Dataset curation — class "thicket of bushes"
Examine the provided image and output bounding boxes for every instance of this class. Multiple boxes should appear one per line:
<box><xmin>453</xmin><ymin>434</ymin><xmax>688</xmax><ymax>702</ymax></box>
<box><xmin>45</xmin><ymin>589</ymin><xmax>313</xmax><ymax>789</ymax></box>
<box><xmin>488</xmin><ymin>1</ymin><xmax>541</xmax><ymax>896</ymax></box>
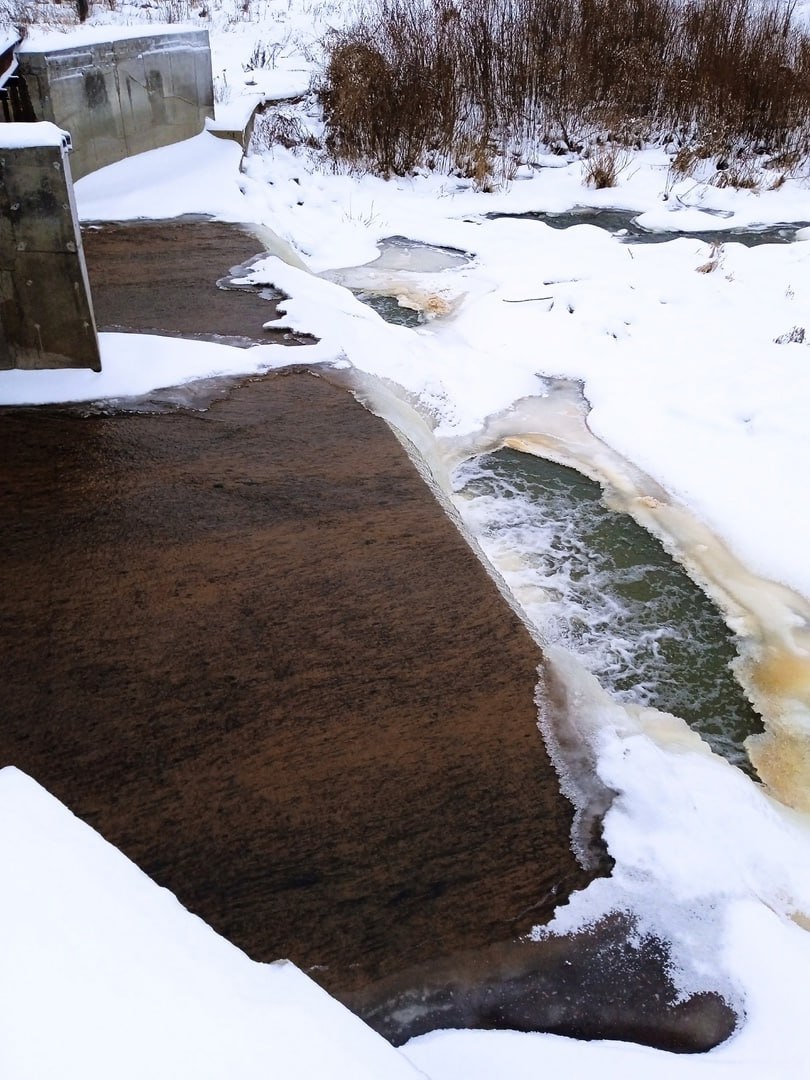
<box><xmin>319</xmin><ymin>0</ymin><xmax>810</xmax><ymax>177</ymax></box>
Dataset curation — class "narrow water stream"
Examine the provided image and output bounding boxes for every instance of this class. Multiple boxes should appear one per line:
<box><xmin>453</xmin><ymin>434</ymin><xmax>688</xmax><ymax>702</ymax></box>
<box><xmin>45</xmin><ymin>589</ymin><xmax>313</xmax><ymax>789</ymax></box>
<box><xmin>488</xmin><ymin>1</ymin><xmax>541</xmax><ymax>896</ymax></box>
<box><xmin>322</xmin><ymin>235</ymin><xmax>472</xmax><ymax>325</ymax></box>
<box><xmin>354</xmin><ymin>292</ymin><xmax>423</xmax><ymax>326</ymax></box>
<box><xmin>453</xmin><ymin>448</ymin><xmax>763</xmax><ymax>772</ymax></box>
<box><xmin>485</xmin><ymin>207</ymin><xmax>810</xmax><ymax>245</ymax></box>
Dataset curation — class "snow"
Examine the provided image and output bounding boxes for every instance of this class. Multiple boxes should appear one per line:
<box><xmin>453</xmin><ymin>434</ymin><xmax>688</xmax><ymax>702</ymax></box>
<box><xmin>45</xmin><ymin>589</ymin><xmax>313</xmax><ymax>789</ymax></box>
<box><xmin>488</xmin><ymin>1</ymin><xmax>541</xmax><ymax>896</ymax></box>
<box><xmin>77</xmin><ymin>132</ymin><xmax>250</xmax><ymax>222</ymax></box>
<box><xmin>0</xmin><ymin>28</ymin><xmax>19</xmax><ymax>55</ymax></box>
<box><xmin>402</xmin><ymin>668</ymin><xmax>810</xmax><ymax>1080</ymax></box>
<box><xmin>240</xmin><ymin>68</ymin><xmax>312</xmax><ymax>101</ymax></box>
<box><xmin>0</xmin><ymin>120</ymin><xmax>69</xmax><ymax>148</ymax></box>
<box><xmin>17</xmin><ymin>23</ymin><xmax>205</xmax><ymax>52</ymax></box>
<box><xmin>207</xmin><ymin>93</ymin><xmax>265</xmax><ymax>133</ymax></box>
<box><xmin>0</xmin><ymin>332</ymin><xmax>327</xmax><ymax>405</ymax></box>
<box><xmin>4</xmin><ymin>4</ymin><xmax>810</xmax><ymax>1080</ymax></box>
<box><xmin>0</xmin><ymin>767</ymin><xmax>424</xmax><ymax>1080</ymax></box>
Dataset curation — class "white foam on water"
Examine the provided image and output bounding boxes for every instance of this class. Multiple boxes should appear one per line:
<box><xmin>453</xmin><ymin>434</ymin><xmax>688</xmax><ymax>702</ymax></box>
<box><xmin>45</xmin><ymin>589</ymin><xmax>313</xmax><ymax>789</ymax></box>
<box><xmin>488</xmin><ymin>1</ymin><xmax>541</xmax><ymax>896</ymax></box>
<box><xmin>453</xmin><ymin>456</ymin><xmax>696</xmax><ymax>700</ymax></box>
<box><xmin>433</xmin><ymin>386</ymin><xmax>810</xmax><ymax>813</ymax></box>
<box><xmin>452</xmin><ymin>448</ymin><xmax>760</xmax><ymax>772</ymax></box>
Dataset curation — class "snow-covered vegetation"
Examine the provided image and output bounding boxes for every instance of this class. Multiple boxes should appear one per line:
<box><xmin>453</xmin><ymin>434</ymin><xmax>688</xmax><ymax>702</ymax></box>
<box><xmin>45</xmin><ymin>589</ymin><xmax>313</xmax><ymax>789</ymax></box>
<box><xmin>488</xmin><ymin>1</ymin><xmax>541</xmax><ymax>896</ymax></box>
<box><xmin>8</xmin><ymin>0</ymin><xmax>810</xmax><ymax>185</ymax></box>
<box><xmin>320</xmin><ymin>0</ymin><xmax>810</xmax><ymax>178</ymax></box>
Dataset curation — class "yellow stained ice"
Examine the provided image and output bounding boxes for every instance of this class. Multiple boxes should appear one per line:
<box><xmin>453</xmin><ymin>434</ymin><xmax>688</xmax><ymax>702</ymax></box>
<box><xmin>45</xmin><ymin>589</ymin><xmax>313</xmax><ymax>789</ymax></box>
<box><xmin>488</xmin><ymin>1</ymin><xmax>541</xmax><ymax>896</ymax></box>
<box><xmin>496</xmin><ymin>398</ymin><xmax>810</xmax><ymax>814</ymax></box>
<box><xmin>340</xmin><ymin>366</ymin><xmax>810</xmax><ymax>814</ymax></box>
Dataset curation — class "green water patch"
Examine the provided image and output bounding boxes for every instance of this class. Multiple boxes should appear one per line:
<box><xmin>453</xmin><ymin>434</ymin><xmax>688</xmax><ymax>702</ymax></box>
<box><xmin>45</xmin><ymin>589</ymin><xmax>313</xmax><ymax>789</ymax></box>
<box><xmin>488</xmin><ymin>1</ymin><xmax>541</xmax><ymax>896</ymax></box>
<box><xmin>455</xmin><ymin>449</ymin><xmax>763</xmax><ymax>773</ymax></box>
<box><xmin>353</xmin><ymin>291</ymin><xmax>423</xmax><ymax>326</ymax></box>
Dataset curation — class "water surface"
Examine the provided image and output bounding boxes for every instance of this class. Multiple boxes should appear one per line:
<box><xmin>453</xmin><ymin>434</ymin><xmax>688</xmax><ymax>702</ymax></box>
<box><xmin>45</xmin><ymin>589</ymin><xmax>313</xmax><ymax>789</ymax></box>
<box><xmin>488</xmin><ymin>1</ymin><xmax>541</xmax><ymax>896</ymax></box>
<box><xmin>0</xmin><ymin>376</ymin><xmax>590</xmax><ymax>994</ymax></box>
<box><xmin>486</xmin><ymin>207</ymin><xmax>809</xmax><ymax>246</ymax></box>
<box><xmin>454</xmin><ymin>449</ymin><xmax>763</xmax><ymax>771</ymax></box>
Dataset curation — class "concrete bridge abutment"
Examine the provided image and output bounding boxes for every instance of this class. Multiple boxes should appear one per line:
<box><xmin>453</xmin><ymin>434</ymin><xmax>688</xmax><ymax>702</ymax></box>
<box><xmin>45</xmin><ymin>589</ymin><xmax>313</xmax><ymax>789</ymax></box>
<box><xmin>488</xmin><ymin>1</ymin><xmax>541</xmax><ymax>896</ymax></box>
<box><xmin>0</xmin><ymin>123</ymin><xmax>100</xmax><ymax>372</ymax></box>
<box><xmin>0</xmin><ymin>28</ymin><xmax>216</xmax><ymax>372</ymax></box>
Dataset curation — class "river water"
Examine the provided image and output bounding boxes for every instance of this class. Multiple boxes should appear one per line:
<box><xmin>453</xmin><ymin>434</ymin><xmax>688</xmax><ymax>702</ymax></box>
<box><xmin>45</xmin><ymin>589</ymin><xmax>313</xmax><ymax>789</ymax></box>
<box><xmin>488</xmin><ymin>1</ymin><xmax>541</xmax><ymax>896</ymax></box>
<box><xmin>5</xmin><ymin>215</ymin><xmax>804</xmax><ymax>1050</ymax></box>
<box><xmin>486</xmin><ymin>207</ymin><xmax>810</xmax><ymax>246</ymax></box>
<box><xmin>452</xmin><ymin>448</ymin><xmax>762</xmax><ymax>773</ymax></box>
<box><xmin>342</xmin><ymin>222</ymin><xmax>810</xmax><ymax>792</ymax></box>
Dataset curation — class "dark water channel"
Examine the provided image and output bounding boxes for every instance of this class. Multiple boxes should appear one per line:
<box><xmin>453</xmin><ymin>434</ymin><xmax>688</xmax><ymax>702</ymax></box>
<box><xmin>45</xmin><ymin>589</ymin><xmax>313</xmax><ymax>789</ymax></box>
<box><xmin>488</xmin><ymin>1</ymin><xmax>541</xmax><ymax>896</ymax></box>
<box><xmin>0</xmin><ymin>373</ymin><xmax>596</xmax><ymax>992</ymax></box>
<box><xmin>0</xmin><ymin>374</ymin><xmax>738</xmax><ymax>1054</ymax></box>
<box><xmin>456</xmin><ymin>450</ymin><xmax>763</xmax><ymax>772</ymax></box>
<box><xmin>486</xmin><ymin>207</ymin><xmax>809</xmax><ymax>245</ymax></box>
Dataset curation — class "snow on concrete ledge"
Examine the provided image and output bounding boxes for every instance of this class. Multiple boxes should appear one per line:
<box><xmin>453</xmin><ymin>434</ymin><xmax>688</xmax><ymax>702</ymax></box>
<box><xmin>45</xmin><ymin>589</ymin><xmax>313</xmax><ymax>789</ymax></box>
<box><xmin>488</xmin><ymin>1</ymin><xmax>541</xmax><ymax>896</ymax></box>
<box><xmin>0</xmin><ymin>28</ymin><xmax>19</xmax><ymax>55</ymax></box>
<box><xmin>0</xmin><ymin>766</ymin><xmax>424</xmax><ymax>1080</ymax></box>
<box><xmin>17</xmin><ymin>22</ymin><xmax>201</xmax><ymax>52</ymax></box>
<box><xmin>0</xmin><ymin>121</ymin><xmax>70</xmax><ymax>149</ymax></box>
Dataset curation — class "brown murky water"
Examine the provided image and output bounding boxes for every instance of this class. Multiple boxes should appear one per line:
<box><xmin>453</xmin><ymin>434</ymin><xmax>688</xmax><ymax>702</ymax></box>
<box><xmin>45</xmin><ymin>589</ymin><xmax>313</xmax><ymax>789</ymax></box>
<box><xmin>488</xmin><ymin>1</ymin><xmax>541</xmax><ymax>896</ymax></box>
<box><xmin>0</xmin><ymin>221</ymin><xmax>736</xmax><ymax>1049</ymax></box>
<box><xmin>0</xmin><ymin>369</ymin><xmax>592</xmax><ymax>990</ymax></box>
<box><xmin>81</xmin><ymin>218</ymin><xmax>312</xmax><ymax>347</ymax></box>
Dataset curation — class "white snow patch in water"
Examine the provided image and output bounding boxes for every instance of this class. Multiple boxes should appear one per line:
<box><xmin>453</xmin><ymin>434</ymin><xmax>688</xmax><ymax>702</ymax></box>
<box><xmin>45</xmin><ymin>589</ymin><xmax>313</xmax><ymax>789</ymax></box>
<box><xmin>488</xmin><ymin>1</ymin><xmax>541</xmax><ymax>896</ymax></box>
<box><xmin>0</xmin><ymin>332</ymin><xmax>334</xmax><ymax>406</ymax></box>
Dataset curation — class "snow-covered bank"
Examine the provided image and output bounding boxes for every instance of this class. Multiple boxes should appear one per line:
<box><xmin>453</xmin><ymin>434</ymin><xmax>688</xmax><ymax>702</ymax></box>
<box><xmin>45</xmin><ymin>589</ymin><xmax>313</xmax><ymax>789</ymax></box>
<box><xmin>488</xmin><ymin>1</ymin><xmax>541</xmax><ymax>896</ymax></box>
<box><xmin>405</xmin><ymin>714</ymin><xmax>810</xmax><ymax>1079</ymax></box>
<box><xmin>0</xmin><ymin>332</ymin><xmax>293</xmax><ymax>405</ymax></box>
<box><xmin>4</xmin><ymin>5</ymin><xmax>810</xmax><ymax>1079</ymax></box>
<box><xmin>0</xmin><ymin>767</ymin><xmax>423</xmax><ymax>1080</ymax></box>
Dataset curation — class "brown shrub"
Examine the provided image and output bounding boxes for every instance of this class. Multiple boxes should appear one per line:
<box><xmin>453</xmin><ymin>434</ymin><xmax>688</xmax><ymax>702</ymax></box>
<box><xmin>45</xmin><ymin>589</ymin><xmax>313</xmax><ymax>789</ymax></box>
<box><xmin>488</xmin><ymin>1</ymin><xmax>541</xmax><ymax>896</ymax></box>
<box><xmin>318</xmin><ymin>0</ymin><xmax>810</xmax><ymax>178</ymax></box>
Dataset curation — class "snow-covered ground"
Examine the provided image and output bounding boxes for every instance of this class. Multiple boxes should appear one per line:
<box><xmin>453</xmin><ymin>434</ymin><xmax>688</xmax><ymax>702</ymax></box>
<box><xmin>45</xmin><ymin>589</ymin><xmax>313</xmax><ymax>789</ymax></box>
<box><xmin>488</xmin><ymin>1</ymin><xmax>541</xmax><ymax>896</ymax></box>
<box><xmin>0</xmin><ymin>767</ymin><xmax>423</xmax><ymax>1080</ymax></box>
<box><xmin>3</xmin><ymin>4</ymin><xmax>810</xmax><ymax>1079</ymax></box>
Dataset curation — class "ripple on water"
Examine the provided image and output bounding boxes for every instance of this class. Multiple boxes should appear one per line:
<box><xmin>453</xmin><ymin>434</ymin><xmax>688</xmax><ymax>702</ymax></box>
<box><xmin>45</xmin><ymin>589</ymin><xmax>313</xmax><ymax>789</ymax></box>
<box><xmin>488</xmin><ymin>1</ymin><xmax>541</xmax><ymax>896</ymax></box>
<box><xmin>454</xmin><ymin>448</ymin><xmax>764</xmax><ymax>773</ymax></box>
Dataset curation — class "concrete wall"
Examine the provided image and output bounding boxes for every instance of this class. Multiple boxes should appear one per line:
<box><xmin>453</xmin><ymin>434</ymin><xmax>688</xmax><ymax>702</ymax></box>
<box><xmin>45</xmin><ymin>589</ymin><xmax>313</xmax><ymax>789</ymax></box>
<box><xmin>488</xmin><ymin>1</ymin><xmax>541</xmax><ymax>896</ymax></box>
<box><xmin>18</xmin><ymin>30</ymin><xmax>213</xmax><ymax>180</ymax></box>
<box><xmin>0</xmin><ymin>124</ymin><xmax>100</xmax><ymax>371</ymax></box>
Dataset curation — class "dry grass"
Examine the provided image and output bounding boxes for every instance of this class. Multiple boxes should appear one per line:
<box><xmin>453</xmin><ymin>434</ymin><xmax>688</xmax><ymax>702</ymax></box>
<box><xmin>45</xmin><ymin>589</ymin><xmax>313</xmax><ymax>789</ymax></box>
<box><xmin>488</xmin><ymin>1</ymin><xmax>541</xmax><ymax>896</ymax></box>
<box><xmin>0</xmin><ymin>0</ymin><xmax>77</xmax><ymax>32</ymax></box>
<box><xmin>0</xmin><ymin>0</ymin><xmax>254</xmax><ymax>31</ymax></box>
<box><xmin>249</xmin><ymin>109</ymin><xmax>320</xmax><ymax>153</ymax></box>
<box><xmin>582</xmin><ymin>144</ymin><xmax>631</xmax><ymax>188</ymax></box>
<box><xmin>713</xmin><ymin>158</ymin><xmax>763</xmax><ymax>189</ymax></box>
<box><xmin>319</xmin><ymin>0</ymin><xmax>810</xmax><ymax>178</ymax></box>
<box><xmin>774</xmin><ymin>325</ymin><xmax>806</xmax><ymax>343</ymax></box>
<box><xmin>696</xmin><ymin>242</ymin><xmax>725</xmax><ymax>273</ymax></box>
<box><xmin>243</xmin><ymin>38</ymin><xmax>284</xmax><ymax>71</ymax></box>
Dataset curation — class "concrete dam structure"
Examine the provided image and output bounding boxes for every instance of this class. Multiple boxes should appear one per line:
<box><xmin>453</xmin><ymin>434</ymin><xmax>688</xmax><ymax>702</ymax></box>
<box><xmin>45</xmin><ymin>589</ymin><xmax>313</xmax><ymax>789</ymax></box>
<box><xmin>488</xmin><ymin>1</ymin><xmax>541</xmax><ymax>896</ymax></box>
<box><xmin>0</xmin><ymin>123</ymin><xmax>99</xmax><ymax>371</ymax></box>
<box><xmin>16</xmin><ymin>28</ymin><xmax>214</xmax><ymax>180</ymax></box>
<box><xmin>0</xmin><ymin>27</ymin><xmax>215</xmax><ymax>371</ymax></box>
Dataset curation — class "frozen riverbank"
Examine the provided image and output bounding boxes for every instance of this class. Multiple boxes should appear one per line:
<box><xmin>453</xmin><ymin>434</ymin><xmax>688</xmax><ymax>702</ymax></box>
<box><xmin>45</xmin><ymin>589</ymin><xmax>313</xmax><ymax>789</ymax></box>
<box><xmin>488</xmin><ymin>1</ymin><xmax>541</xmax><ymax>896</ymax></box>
<box><xmin>3</xmin><ymin>5</ymin><xmax>810</xmax><ymax>1078</ymax></box>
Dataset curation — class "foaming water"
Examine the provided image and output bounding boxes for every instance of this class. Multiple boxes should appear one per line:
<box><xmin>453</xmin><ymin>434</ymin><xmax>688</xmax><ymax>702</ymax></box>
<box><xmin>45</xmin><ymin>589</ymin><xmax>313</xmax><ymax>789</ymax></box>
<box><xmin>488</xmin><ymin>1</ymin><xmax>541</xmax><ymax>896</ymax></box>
<box><xmin>453</xmin><ymin>449</ymin><xmax>762</xmax><ymax>771</ymax></box>
<box><xmin>341</xmin><ymin>367</ymin><xmax>810</xmax><ymax>813</ymax></box>
<box><xmin>307</xmin><ymin>218</ymin><xmax>810</xmax><ymax>813</ymax></box>
<box><xmin>485</xmin><ymin>400</ymin><xmax>810</xmax><ymax>812</ymax></box>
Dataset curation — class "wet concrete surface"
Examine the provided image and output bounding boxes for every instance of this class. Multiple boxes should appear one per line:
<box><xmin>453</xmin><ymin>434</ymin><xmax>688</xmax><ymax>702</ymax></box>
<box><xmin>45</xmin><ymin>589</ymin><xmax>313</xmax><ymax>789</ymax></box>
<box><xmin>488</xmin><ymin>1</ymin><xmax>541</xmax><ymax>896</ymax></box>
<box><xmin>0</xmin><ymin>370</ymin><xmax>592</xmax><ymax>993</ymax></box>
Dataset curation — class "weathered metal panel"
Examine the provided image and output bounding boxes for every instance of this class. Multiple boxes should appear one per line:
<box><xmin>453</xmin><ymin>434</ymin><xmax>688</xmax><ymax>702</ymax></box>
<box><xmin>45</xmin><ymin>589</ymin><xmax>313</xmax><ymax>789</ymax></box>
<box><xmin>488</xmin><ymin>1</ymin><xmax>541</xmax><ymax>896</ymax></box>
<box><xmin>0</xmin><ymin>131</ymin><xmax>100</xmax><ymax>370</ymax></box>
<box><xmin>17</xmin><ymin>30</ymin><xmax>214</xmax><ymax>179</ymax></box>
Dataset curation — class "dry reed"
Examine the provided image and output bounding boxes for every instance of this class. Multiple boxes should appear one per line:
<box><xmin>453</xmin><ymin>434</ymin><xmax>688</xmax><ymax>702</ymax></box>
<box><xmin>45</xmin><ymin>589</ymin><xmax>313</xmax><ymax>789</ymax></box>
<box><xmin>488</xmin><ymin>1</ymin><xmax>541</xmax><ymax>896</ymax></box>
<box><xmin>319</xmin><ymin>0</ymin><xmax>810</xmax><ymax>177</ymax></box>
